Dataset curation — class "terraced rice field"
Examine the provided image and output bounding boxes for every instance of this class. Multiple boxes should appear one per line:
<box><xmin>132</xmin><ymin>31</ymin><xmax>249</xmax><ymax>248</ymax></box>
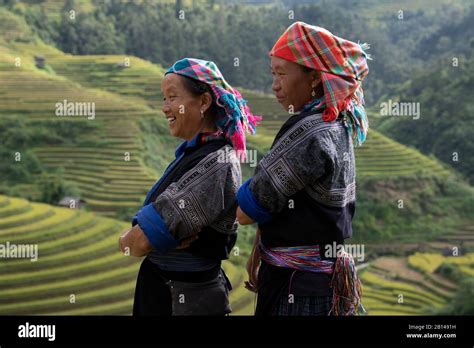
<box><xmin>360</xmin><ymin>256</ymin><xmax>457</xmax><ymax>315</ymax></box>
<box><xmin>0</xmin><ymin>194</ymin><xmax>136</xmax><ymax>315</ymax></box>
<box><xmin>1</xmin><ymin>43</ymin><xmax>159</xmax><ymax>216</ymax></box>
<box><xmin>2</xmin><ymin>192</ymin><xmax>471</xmax><ymax>316</ymax></box>
<box><xmin>361</xmin><ymin>233</ymin><xmax>474</xmax><ymax>315</ymax></box>
<box><xmin>409</xmin><ymin>252</ymin><xmax>474</xmax><ymax>277</ymax></box>
<box><xmin>354</xmin><ymin>131</ymin><xmax>451</xmax><ymax>177</ymax></box>
<box><xmin>1</xmin><ymin>38</ymin><xmax>453</xmax><ymax>219</ymax></box>
<box><xmin>0</xmin><ymin>195</ymin><xmax>254</xmax><ymax>315</ymax></box>
<box><xmin>0</xmin><ymin>11</ymin><xmax>462</xmax><ymax>315</ymax></box>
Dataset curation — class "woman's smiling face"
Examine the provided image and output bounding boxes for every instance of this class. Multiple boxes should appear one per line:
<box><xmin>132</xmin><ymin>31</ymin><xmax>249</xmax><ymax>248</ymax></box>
<box><xmin>161</xmin><ymin>73</ymin><xmax>207</xmax><ymax>140</ymax></box>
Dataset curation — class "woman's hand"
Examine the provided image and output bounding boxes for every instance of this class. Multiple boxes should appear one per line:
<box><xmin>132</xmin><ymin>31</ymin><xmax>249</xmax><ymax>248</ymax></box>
<box><xmin>244</xmin><ymin>228</ymin><xmax>261</xmax><ymax>293</ymax></box>
<box><xmin>118</xmin><ymin>224</ymin><xmax>152</xmax><ymax>257</ymax></box>
<box><xmin>119</xmin><ymin>225</ymin><xmax>200</xmax><ymax>256</ymax></box>
<box><xmin>236</xmin><ymin>206</ymin><xmax>255</xmax><ymax>225</ymax></box>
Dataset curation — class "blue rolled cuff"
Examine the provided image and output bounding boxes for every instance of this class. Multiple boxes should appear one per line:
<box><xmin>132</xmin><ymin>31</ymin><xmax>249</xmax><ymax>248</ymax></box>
<box><xmin>136</xmin><ymin>203</ymin><xmax>179</xmax><ymax>253</ymax></box>
<box><xmin>237</xmin><ymin>177</ymin><xmax>273</xmax><ymax>225</ymax></box>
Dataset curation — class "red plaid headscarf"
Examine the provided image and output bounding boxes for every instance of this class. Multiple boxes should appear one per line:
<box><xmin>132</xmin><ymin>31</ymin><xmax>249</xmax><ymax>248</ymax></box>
<box><xmin>270</xmin><ymin>22</ymin><xmax>371</xmax><ymax>143</ymax></box>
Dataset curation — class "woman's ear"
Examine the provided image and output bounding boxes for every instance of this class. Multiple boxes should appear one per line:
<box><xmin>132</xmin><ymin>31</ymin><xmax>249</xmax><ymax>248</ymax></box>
<box><xmin>200</xmin><ymin>92</ymin><xmax>212</xmax><ymax>113</ymax></box>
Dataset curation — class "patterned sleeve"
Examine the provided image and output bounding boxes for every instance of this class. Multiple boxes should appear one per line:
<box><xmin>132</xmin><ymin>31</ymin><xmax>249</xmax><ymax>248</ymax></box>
<box><xmin>237</xmin><ymin>116</ymin><xmax>337</xmax><ymax>223</ymax></box>
<box><xmin>135</xmin><ymin>146</ymin><xmax>241</xmax><ymax>253</ymax></box>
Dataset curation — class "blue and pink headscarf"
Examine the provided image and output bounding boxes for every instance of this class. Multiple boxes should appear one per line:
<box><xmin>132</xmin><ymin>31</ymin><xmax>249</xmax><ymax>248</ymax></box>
<box><xmin>165</xmin><ymin>58</ymin><xmax>261</xmax><ymax>160</ymax></box>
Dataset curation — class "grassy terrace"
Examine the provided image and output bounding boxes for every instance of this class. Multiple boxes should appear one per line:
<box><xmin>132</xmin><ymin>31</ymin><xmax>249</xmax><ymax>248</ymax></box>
<box><xmin>0</xmin><ymin>7</ymin><xmax>467</xmax><ymax>315</ymax></box>
<box><xmin>360</xmin><ymin>256</ymin><xmax>456</xmax><ymax>315</ymax></box>
<box><xmin>1</xmin><ymin>37</ymin><xmax>454</xmax><ymax>219</ymax></box>
<box><xmin>0</xmin><ymin>195</ymin><xmax>254</xmax><ymax>315</ymax></box>
<box><xmin>3</xmin><ymin>191</ymin><xmax>467</xmax><ymax>316</ymax></box>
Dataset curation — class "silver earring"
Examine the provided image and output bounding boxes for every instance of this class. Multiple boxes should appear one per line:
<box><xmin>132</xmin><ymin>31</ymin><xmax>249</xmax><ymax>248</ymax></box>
<box><xmin>200</xmin><ymin>110</ymin><xmax>204</xmax><ymax>119</ymax></box>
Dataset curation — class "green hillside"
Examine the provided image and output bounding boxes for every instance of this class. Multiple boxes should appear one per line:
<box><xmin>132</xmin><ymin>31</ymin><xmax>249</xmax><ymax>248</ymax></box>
<box><xmin>1</xmin><ymin>193</ymin><xmax>472</xmax><ymax>315</ymax></box>
<box><xmin>0</xmin><ymin>61</ymin><xmax>158</xmax><ymax>216</ymax></box>
<box><xmin>0</xmin><ymin>194</ymin><xmax>254</xmax><ymax>314</ymax></box>
<box><xmin>0</xmin><ymin>5</ymin><xmax>472</xmax><ymax>316</ymax></box>
<box><xmin>374</xmin><ymin>60</ymin><xmax>474</xmax><ymax>184</ymax></box>
<box><xmin>0</xmin><ymin>194</ymin><xmax>137</xmax><ymax>314</ymax></box>
<box><xmin>360</xmin><ymin>226</ymin><xmax>474</xmax><ymax>315</ymax></box>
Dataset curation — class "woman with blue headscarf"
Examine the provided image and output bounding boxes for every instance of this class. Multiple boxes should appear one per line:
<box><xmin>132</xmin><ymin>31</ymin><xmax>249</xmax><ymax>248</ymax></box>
<box><xmin>119</xmin><ymin>58</ymin><xmax>260</xmax><ymax>316</ymax></box>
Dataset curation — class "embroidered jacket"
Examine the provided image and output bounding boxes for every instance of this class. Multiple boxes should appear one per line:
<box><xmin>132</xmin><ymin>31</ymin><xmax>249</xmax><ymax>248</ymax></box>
<box><xmin>133</xmin><ymin>133</ymin><xmax>242</xmax><ymax>270</ymax></box>
<box><xmin>238</xmin><ymin>109</ymin><xmax>356</xmax><ymax>248</ymax></box>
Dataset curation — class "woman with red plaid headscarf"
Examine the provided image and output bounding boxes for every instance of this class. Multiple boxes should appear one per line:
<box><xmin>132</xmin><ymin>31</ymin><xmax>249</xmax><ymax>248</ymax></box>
<box><xmin>237</xmin><ymin>22</ymin><xmax>371</xmax><ymax>316</ymax></box>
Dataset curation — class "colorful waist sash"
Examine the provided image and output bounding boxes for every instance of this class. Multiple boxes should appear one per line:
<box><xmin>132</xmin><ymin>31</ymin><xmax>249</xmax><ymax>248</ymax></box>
<box><xmin>259</xmin><ymin>243</ymin><xmax>334</xmax><ymax>274</ymax></box>
<box><xmin>259</xmin><ymin>242</ymin><xmax>363</xmax><ymax>316</ymax></box>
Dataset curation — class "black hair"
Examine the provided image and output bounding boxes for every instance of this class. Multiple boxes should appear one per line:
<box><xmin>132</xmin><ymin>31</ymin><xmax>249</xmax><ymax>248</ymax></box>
<box><xmin>179</xmin><ymin>74</ymin><xmax>221</xmax><ymax>124</ymax></box>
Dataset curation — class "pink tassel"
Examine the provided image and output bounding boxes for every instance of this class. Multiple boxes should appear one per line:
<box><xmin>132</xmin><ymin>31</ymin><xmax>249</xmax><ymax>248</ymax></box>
<box><xmin>231</xmin><ymin>123</ymin><xmax>247</xmax><ymax>161</ymax></box>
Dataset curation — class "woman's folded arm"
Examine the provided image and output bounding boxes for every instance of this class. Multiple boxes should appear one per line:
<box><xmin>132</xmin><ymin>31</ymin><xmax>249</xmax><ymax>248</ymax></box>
<box><xmin>134</xmin><ymin>151</ymin><xmax>240</xmax><ymax>253</ymax></box>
